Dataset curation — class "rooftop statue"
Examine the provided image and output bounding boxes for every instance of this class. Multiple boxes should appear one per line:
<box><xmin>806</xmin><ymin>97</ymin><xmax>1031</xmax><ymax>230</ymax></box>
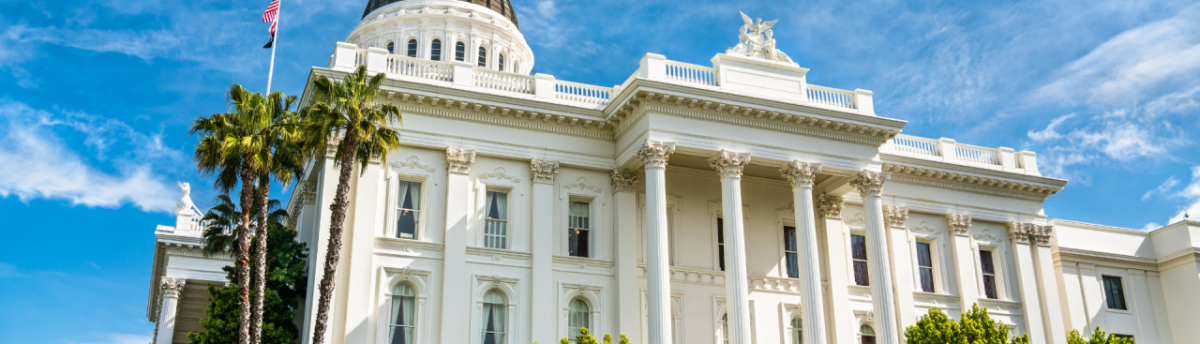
<box><xmin>175</xmin><ymin>182</ymin><xmax>197</xmax><ymax>215</ymax></box>
<box><xmin>727</xmin><ymin>12</ymin><xmax>795</xmax><ymax>64</ymax></box>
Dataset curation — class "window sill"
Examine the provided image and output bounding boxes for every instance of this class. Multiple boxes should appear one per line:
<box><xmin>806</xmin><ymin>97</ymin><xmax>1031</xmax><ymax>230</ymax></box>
<box><xmin>1105</xmin><ymin>308</ymin><xmax>1133</xmax><ymax>315</ymax></box>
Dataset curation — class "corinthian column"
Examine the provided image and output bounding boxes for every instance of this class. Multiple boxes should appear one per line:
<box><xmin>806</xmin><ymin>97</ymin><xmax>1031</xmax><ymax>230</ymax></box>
<box><xmin>440</xmin><ymin>146</ymin><xmax>475</xmax><ymax>344</ymax></box>
<box><xmin>530</xmin><ymin>158</ymin><xmax>560</xmax><ymax>342</ymax></box>
<box><xmin>710</xmin><ymin>150</ymin><xmax>753</xmax><ymax>344</ymax></box>
<box><xmin>636</xmin><ymin>140</ymin><xmax>675</xmax><ymax>344</ymax></box>
<box><xmin>780</xmin><ymin>161</ymin><xmax>827</xmax><ymax>344</ymax></box>
<box><xmin>850</xmin><ymin>171</ymin><xmax>899</xmax><ymax>344</ymax></box>
<box><xmin>155</xmin><ymin>278</ymin><xmax>186</xmax><ymax>344</ymax></box>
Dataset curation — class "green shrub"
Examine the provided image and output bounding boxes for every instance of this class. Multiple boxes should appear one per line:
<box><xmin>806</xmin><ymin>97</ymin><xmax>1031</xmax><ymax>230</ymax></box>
<box><xmin>904</xmin><ymin>304</ymin><xmax>1030</xmax><ymax>344</ymax></box>
<box><xmin>1067</xmin><ymin>327</ymin><xmax>1132</xmax><ymax>344</ymax></box>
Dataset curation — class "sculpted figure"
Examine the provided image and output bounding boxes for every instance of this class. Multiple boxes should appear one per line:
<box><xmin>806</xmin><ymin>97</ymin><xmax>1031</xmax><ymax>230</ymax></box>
<box><xmin>175</xmin><ymin>182</ymin><xmax>196</xmax><ymax>214</ymax></box>
<box><xmin>726</xmin><ymin>12</ymin><xmax>793</xmax><ymax>63</ymax></box>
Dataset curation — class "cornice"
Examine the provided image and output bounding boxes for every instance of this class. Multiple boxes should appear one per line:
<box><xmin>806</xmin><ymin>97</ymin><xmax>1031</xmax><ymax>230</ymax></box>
<box><xmin>881</xmin><ymin>162</ymin><xmax>1063</xmax><ymax>201</ymax></box>
<box><xmin>1054</xmin><ymin>247</ymin><xmax>1159</xmax><ymax>269</ymax></box>
<box><xmin>607</xmin><ymin>88</ymin><xmax>902</xmax><ymax>146</ymax></box>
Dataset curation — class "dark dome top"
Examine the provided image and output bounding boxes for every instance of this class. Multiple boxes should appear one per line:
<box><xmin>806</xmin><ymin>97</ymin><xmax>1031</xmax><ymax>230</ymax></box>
<box><xmin>362</xmin><ymin>0</ymin><xmax>520</xmax><ymax>28</ymax></box>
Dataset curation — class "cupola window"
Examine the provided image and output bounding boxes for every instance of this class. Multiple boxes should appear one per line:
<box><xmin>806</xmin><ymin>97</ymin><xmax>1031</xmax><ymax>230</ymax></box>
<box><xmin>498</xmin><ymin>54</ymin><xmax>505</xmax><ymax>71</ymax></box>
<box><xmin>386</xmin><ymin>41</ymin><xmax>395</xmax><ymax>54</ymax></box>
<box><xmin>406</xmin><ymin>39</ymin><xmax>417</xmax><ymax>58</ymax></box>
<box><xmin>455</xmin><ymin>42</ymin><xmax>466</xmax><ymax>62</ymax></box>
<box><xmin>431</xmin><ymin>39</ymin><xmax>442</xmax><ymax>61</ymax></box>
<box><xmin>478</xmin><ymin>47</ymin><xmax>487</xmax><ymax>67</ymax></box>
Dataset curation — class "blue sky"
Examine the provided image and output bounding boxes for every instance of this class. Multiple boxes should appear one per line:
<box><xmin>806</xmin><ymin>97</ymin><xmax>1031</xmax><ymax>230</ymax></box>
<box><xmin>2</xmin><ymin>0</ymin><xmax>1199</xmax><ymax>342</ymax></box>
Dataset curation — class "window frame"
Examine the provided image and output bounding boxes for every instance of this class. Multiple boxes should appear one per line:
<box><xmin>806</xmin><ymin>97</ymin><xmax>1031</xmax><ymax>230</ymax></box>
<box><xmin>498</xmin><ymin>53</ymin><xmax>506</xmax><ymax>71</ymax></box>
<box><xmin>790</xmin><ymin>317</ymin><xmax>803</xmax><ymax>344</ymax></box>
<box><xmin>483</xmin><ymin>189</ymin><xmax>510</xmax><ymax>249</ymax></box>
<box><xmin>478</xmin><ymin>46</ymin><xmax>488</xmax><ymax>67</ymax></box>
<box><xmin>913</xmin><ymin>239</ymin><xmax>939</xmax><ymax>293</ymax></box>
<box><xmin>559</xmin><ymin>181</ymin><xmax>606</xmax><ymax>260</ymax></box>
<box><xmin>406</xmin><ymin>39</ymin><xmax>418</xmax><ymax>58</ymax></box>
<box><xmin>389</xmin><ymin>174</ymin><xmax>429</xmax><ymax>240</ymax></box>
<box><xmin>388</xmin><ymin>283</ymin><xmax>418</xmax><ymax>344</ymax></box>
<box><xmin>377</xmin><ymin>267</ymin><xmax>432</xmax><ymax>344</ymax></box>
<box><xmin>430</xmin><ymin>38</ymin><xmax>443</xmax><ymax>61</ymax></box>
<box><xmin>567</xmin><ymin>199</ymin><xmax>592</xmax><ymax>258</ymax></box>
<box><xmin>480</xmin><ymin>290</ymin><xmax>507</xmax><ymax>344</ymax></box>
<box><xmin>979</xmin><ymin>248</ymin><xmax>1000</xmax><ymax>300</ymax></box>
<box><xmin>717</xmin><ymin>217</ymin><xmax>727</xmax><ymax>271</ymax></box>
<box><xmin>850</xmin><ymin>232</ymin><xmax>869</xmax><ymax>286</ymax></box>
<box><xmin>386</xmin><ymin>41</ymin><xmax>395</xmax><ymax>54</ymax></box>
<box><xmin>455</xmin><ymin>41</ymin><xmax>466</xmax><ymax>62</ymax></box>
<box><xmin>783</xmin><ymin>225</ymin><xmax>799</xmax><ymax>279</ymax></box>
<box><xmin>1102</xmin><ymin>275</ymin><xmax>1128</xmax><ymax>311</ymax></box>
<box><xmin>566</xmin><ymin>298</ymin><xmax>590</xmax><ymax>343</ymax></box>
<box><xmin>471</xmin><ymin>275</ymin><xmax>519</xmax><ymax>344</ymax></box>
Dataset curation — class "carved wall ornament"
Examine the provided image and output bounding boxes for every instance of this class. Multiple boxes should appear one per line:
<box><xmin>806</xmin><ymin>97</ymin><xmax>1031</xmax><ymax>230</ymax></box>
<box><xmin>563</xmin><ymin>177</ymin><xmax>603</xmax><ymax>193</ymax></box>
<box><xmin>479</xmin><ymin>167</ymin><xmax>521</xmax><ymax>184</ymax></box>
<box><xmin>845</xmin><ymin>212</ymin><xmax>866</xmax><ymax>226</ymax></box>
<box><xmin>392</xmin><ymin>155</ymin><xmax>436</xmax><ymax>172</ymax></box>
<box><xmin>446</xmin><ymin>147</ymin><xmax>476</xmax><ymax>174</ymax></box>
<box><xmin>530</xmin><ymin>158</ymin><xmax>560</xmax><ymax>184</ymax></box>
<box><xmin>610</xmin><ymin>169</ymin><xmax>638</xmax><ymax>193</ymax></box>
<box><xmin>850</xmin><ymin>171</ymin><xmax>890</xmax><ymax>197</ymax></box>
<box><xmin>946</xmin><ymin>213</ymin><xmax>972</xmax><ymax>236</ymax></box>
<box><xmin>817</xmin><ymin>194</ymin><xmax>845</xmax><ymax>218</ymax></box>
<box><xmin>1010</xmin><ymin>222</ymin><xmax>1053</xmax><ymax>246</ymax></box>
<box><xmin>884</xmin><ymin>205</ymin><xmax>909</xmax><ymax>228</ymax></box>
<box><xmin>973</xmin><ymin>229</ymin><xmax>1004</xmax><ymax>243</ymax></box>
<box><xmin>911</xmin><ymin>221</ymin><xmax>939</xmax><ymax>235</ymax></box>
<box><xmin>636</xmin><ymin>140</ymin><xmax>676</xmax><ymax>169</ymax></box>
<box><xmin>709</xmin><ymin>150</ymin><xmax>753</xmax><ymax>180</ymax></box>
<box><xmin>1008</xmin><ymin>222</ymin><xmax>1032</xmax><ymax>244</ymax></box>
<box><xmin>780</xmin><ymin>161</ymin><xmax>822</xmax><ymax>187</ymax></box>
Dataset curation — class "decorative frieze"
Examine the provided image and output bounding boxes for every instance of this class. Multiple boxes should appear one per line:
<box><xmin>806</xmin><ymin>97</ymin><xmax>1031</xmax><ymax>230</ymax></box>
<box><xmin>611</xmin><ymin>169</ymin><xmax>638</xmax><ymax>193</ymax></box>
<box><xmin>881</xmin><ymin>163</ymin><xmax>1062</xmax><ymax>201</ymax></box>
<box><xmin>636</xmin><ymin>140</ymin><xmax>676</xmax><ymax>169</ymax></box>
<box><xmin>446</xmin><ymin>147</ymin><xmax>476</xmax><ymax>174</ymax></box>
<box><xmin>530</xmin><ymin>158</ymin><xmax>560</xmax><ymax>184</ymax></box>
<box><xmin>816</xmin><ymin>194</ymin><xmax>845</xmax><ymax>219</ymax></box>
<box><xmin>850</xmin><ymin>171</ymin><xmax>890</xmax><ymax>197</ymax></box>
<box><xmin>780</xmin><ymin>161</ymin><xmax>822</xmax><ymax>187</ymax></box>
<box><xmin>884</xmin><ymin>205</ymin><xmax>909</xmax><ymax>228</ymax></box>
<box><xmin>709</xmin><ymin>150</ymin><xmax>753</xmax><ymax>179</ymax></box>
<box><xmin>946</xmin><ymin>213</ymin><xmax>973</xmax><ymax>236</ymax></box>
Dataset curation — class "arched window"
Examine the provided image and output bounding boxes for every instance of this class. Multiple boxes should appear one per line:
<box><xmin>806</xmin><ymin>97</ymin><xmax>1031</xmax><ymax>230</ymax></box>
<box><xmin>498</xmin><ymin>54</ymin><xmax>505</xmax><ymax>71</ymax></box>
<box><xmin>386</xmin><ymin>41</ymin><xmax>395</xmax><ymax>54</ymax></box>
<box><xmin>390</xmin><ymin>284</ymin><xmax>416</xmax><ymax>344</ymax></box>
<box><xmin>478</xmin><ymin>47</ymin><xmax>487</xmax><ymax>67</ymax></box>
<box><xmin>790</xmin><ymin>318</ymin><xmax>802</xmax><ymax>344</ymax></box>
<box><xmin>431</xmin><ymin>39</ymin><xmax>442</xmax><ymax>61</ymax></box>
<box><xmin>482</xmin><ymin>290</ymin><xmax>506</xmax><ymax>344</ymax></box>
<box><xmin>567</xmin><ymin>299</ymin><xmax>589</xmax><ymax>342</ymax></box>
<box><xmin>860</xmin><ymin>325</ymin><xmax>875</xmax><ymax>344</ymax></box>
<box><xmin>514</xmin><ymin>61</ymin><xmax>520</xmax><ymax>74</ymax></box>
<box><xmin>722</xmin><ymin>314</ymin><xmax>730</xmax><ymax>344</ymax></box>
<box><xmin>455</xmin><ymin>42</ymin><xmax>466</xmax><ymax>62</ymax></box>
<box><xmin>406</xmin><ymin>39</ymin><xmax>418</xmax><ymax>57</ymax></box>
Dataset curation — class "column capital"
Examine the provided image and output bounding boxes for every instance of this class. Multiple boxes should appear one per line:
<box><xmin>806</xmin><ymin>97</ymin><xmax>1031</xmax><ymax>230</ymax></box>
<box><xmin>160</xmin><ymin>277</ymin><xmax>186</xmax><ymax>299</ymax></box>
<box><xmin>636</xmin><ymin>140</ymin><xmax>676</xmax><ymax>169</ymax></box>
<box><xmin>1009</xmin><ymin>222</ymin><xmax>1053</xmax><ymax>246</ymax></box>
<box><xmin>611</xmin><ymin>169</ymin><xmax>639</xmax><ymax>193</ymax></box>
<box><xmin>531</xmin><ymin>158</ymin><xmax>560</xmax><ymax>184</ymax></box>
<box><xmin>884</xmin><ymin>205</ymin><xmax>909</xmax><ymax>228</ymax></box>
<box><xmin>780</xmin><ymin>161</ymin><xmax>822</xmax><ymax>187</ymax></box>
<box><xmin>816</xmin><ymin>194</ymin><xmax>845</xmax><ymax>219</ymax></box>
<box><xmin>709</xmin><ymin>150</ymin><xmax>752</xmax><ymax>180</ymax></box>
<box><xmin>446</xmin><ymin>147</ymin><xmax>477</xmax><ymax>174</ymax></box>
<box><xmin>946</xmin><ymin>213</ymin><xmax>972</xmax><ymax>236</ymax></box>
<box><xmin>850</xmin><ymin>170</ymin><xmax>889</xmax><ymax>197</ymax></box>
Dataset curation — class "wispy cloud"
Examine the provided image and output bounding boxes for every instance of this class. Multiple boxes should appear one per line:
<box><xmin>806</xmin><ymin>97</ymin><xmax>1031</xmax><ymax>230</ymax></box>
<box><xmin>1143</xmin><ymin>176</ymin><xmax>1180</xmax><ymax>201</ymax></box>
<box><xmin>0</xmin><ymin>100</ymin><xmax>178</xmax><ymax>213</ymax></box>
<box><xmin>1168</xmin><ymin>165</ymin><xmax>1200</xmax><ymax>224</ymax></box>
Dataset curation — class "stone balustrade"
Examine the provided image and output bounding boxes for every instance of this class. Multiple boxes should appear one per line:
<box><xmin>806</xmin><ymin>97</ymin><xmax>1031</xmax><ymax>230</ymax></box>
<box><xmin>884</xmin><ymin>134</ymin><xmax>1040</xmax><ymax>175</ymax></box>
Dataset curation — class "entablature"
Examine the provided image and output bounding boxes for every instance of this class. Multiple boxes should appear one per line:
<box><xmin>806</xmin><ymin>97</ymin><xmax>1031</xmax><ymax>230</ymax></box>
<box><xmin>880</xmin><ymin>155</ymin><xmax>1066</xmax><ymax>202</ymax></box>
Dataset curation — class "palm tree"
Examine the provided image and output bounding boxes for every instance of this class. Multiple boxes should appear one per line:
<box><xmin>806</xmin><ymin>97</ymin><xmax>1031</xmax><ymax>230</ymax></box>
<box><xmin>301</xmin><ymin>65</ymin><xmax>402</xmax><ymax>344</ymax></box>
<box><xmin>251</xmin><ymin>92</ymin><xmax>305</xmax><ymax>344</ymax></box>
<box><xmin>199</xmin><ymin>193</ymin><xmax>287</xmax><ymax>258</ymax></box>
<box><xmin>191</xmin><ymin>84</ymin><xmax>273</xmax><ymax>344</ymax></box>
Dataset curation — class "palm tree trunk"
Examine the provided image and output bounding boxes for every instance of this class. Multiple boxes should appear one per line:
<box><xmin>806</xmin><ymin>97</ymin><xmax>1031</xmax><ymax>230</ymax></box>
<box><xmin>252</xmin><ymin>178</ymin><xmax>270</xmax><ymax>344</ymax></box>
<box><xmin>311</xmin><ymin>131</ymin><xmax>359</xmax><ymax>344</ymax></box>
<box><xmin>237</xmin><ymin>157</ymin><xmax>256</xmax><ymax>344</ymax></box>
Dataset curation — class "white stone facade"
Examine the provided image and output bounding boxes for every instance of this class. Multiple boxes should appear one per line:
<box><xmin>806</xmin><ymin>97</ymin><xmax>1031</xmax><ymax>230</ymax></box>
<box><xmin>145</xmin><ymin>3</ymin><xmax>1200</xmax><ymax>344</ymax></box>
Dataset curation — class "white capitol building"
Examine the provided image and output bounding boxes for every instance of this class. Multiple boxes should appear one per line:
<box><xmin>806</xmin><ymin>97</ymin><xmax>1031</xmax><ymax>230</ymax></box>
<box><xmin>145</xmin><ymin>1</ymin><xmax>1200</xmax><ymax>344</ymax></box>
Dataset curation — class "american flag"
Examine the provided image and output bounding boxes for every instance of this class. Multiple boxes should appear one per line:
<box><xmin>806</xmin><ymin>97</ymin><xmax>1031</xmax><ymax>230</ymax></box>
<box><xmin>262</xmin><ymin>0</ymin><xmax>280</xmax><ymax>24</ymax></box>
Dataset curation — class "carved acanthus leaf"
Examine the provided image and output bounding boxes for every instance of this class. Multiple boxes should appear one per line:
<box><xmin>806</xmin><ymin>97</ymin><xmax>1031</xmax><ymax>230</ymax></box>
<box><xmin>709</xmin><ymin>150</ymin><xmax>753</xmax><ymax>179</ymax></box>
<box><xmin>817</xmin><ymin>194</ymin><xmax>845</xmax><ymax>219</ymax></box>
<box><xmin>946</xmin><ymin>213</ymin><xmax>972</xmax><ymax>236</ymax></box>
<box><xmin>446</xmin><ymin>147</ymin><xmax>476</xmax><ymax>174</ymax></box>
<box><xmin>636</xmin><ymin>140</ymin><xmax>676</xmax><ymax>169</ymax></box>
<box><xmin>780</xmin><ymin>161</ymin><xmax>821</xmax><ymax>187</ymax></box>
<box><xmin>884</xmin><ymin>205</ymin><xmax>909</xmax><ymax>228</ymax></box>
<box><xmin>530</xmin><ymin>158</ymin><xmax>560</xmax><ymax>184</ymax></box>
<box><xmin>850</xmin><ymin>171</ymin><xmax>890</xmax><ymax>197</ymax></box>
<box><xmin>611</xmin><ymin>169</ymin><xmax>638</xmax><ymax>193</ymax></box>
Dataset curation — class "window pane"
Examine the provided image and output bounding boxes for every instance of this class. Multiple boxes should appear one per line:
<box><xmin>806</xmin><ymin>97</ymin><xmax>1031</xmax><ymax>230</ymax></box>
<box><xmin>667</xmin><ymin>207</ymin><xmax>675</xmax><ymax>265</ymax></box>
<box><xmin>791</xmin><ymin>318</ymin><xmax>803</xmax><ymax>344</ymax></box>
<box><xmin>1103</xmin><ymin>276</ymin><xmax>1127</xmax><ymax>310</ymax></box>
<box><xmin>979</xmin><ymin>250</ymin><xmax>995</xmax><ymax>274</ymax></box>
<box><xmin>499</xmin><ymin>54</ymin><xmax>505</xmax><ymax>71</ymax></box>
<box><xmin>397</xmin><ymin>209</ymin><xmax>418</xmax><ymax>239</ymax></box>
<box><xmin>851</xmin><ymin>235</ymin><xmax>867</xmax><ymax>260</ymax></box>
<box><xmin>431</xmin><ymin>39</ymin><xmax>442</xmax><ymax>61</ymax></box>
<box><xmin>983</xmin><ymin>275</ymin><xmax>998</xmax><ymax>299</ymax></box>
<box><xmin>569</xmin><ymin>228</ymin><xmax>589</xmax><ymax>257</ymax></box>
<box><xmin>569</xmin><ymin>201</ymin><xmax>590</xmax><ymax>229</ymax></box>
<box><xmin>568</xmin><ymin>299</ymin><xmax>589</xmax><ymax>342</ymax></box>
<box><xmin>455</xmin><ymin>42</ymin><xmax>465</xmax><ymax>61</ymax></box>
<box><xmin>387</xmin><ymin>42</ymin><xmax>395</xmax><ymax>54</ymax></box>
<box><xmin>785</xmin><ymin>226</ymin><xmax>798</xmax><ymax>278</ymax></box>
<box><xmin>478</xmin><ymin>47</ymin><xmax>487</xmax><ymax>66</ymax></box>
<box><xmin>718</xmin><ymin>218</ymin><xmax>725</xmax><ymax>271</ymax></box>
<box><xmin>854</xmin><ymin>261</ymin><xmax>870</xmax><ymax>286</ymax></box>
<box><xmin>784</xmin><ymin>226</ymin><xmax>797</xmax><ymax>251</ymax></box>
<box><xmin>786</xmin><ymin>253</ymin><xmax>799</xmax><ymax>279</ymax></box>
<box><xmin>407</xmin><ymin>40</ymin><xmax>417</xmax><ymax>57</ymax></box>
<box><xmin>916</xmin><ymin>242</ymin><xmax>932</xmax><ymax>267</ymax></box>
<box><xmin>919</xmin><ymin>268</ymin><xmax>935</xmax><ymax>293</ymax></box>
<box><xmin>482</xmin><ymin>291</ymin><xmax>506</xmax><ymax>344</ymax></box>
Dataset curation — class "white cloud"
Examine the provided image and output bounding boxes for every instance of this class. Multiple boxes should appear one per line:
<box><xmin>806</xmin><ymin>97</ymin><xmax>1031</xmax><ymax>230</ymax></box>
<box><xmin>1143</xmin><ymin>176</ymin><xmax>1179</xmax><ymax>201</ymax></box>
<box><xmin>1027</xmin><ymin>113</ymin><xmax>1075</xmax><ymax>141</ymax></box>
<box><xmin>0</xmin><ymin>100</ymin><xmax>177</xmax><ymax>213</ymax></box>
<box><xmin>1035</xmin><ymin>3</ymin><xmax>1200</xmax><ymax>106</ymax></box>
<box><xmin>1168</xmin><ymin>165</ymin><xmax>1200</xmax><ymax>224</ymax></box>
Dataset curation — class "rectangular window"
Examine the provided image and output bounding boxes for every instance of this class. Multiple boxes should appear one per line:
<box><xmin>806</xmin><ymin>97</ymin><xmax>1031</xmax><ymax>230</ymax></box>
<box><xmin>851</xmin><ymin>234</ymin><xmax>869</xmax><ymax>286</ymax></box>
<box><xmin>916</xmin><ymin>242</ymin><xmax>935</xmax><ymax>292</ymax></box>
<box><xmin>484</xmin><ymin>191</ymin><xmax>508</xmax><ymax>249</ymax></box>
<box><xmin>980</xmin><ymin>250</ymin><xmax>998</xmax><ymax>299</ymax></box>
<box><xmin>717</xmin><ymin>218</ymin><xmax>726</xmax><ymax>271</ymax></box>
<box><xmin>667</xmin><ymin>206</ymin><xmax>676</xmax><ymax>266</ymax></box>
<box><xmin>568</xmin><ymin>201</ymin><xmax>590</xmax><ymax>257</ymax></box>
<box><xmin>396</xmin><ymin>180</ymin><xmax>422</xmax><ymax>239</ymax></box>
<box><xmin>1103</xmin><ymin>276</ymin><xmax>1128</xmax><ymax>310</ymax></box>
<box><xmin>784</xmin><ymin>226</ymin><xmax>799</xmax><ymax>278</ymax></box>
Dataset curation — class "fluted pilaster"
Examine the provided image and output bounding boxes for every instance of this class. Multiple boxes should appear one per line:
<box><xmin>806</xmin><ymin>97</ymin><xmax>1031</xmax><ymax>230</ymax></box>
<box><xmin>710</xmin><ymin>149</ymin><xmax>753</xmax><ymax>344</ymax></box>
<box><xmin>637</xmin><ymin>140</ymin><xmax>675</xmax><ymax>344</ymax></box>
<box><xmin>850</xmin><ymin>171</ymin><xmax>899</xmax><ymax>344</ymax></box>
<box><xmin>780</xmin><ymin>161</ymin><xmax>827</xmax><ymax>344</ymax></box>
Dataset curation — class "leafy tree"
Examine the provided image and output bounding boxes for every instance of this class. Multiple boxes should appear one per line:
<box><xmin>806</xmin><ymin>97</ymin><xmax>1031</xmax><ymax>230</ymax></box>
<box><xmin>249</xmin><ymin>91</ymin><xmax>305</xmax><ymax>344</ymax></box>
<box><xmin>189</xmin><ymin>219</ymin><xmax>308</xmax><ymax>344</ymax></box>
<box><xmin>300</xmin><ymin>65</ymin><xmax>402</xmax><ymax>344</ymax></box>
<box><xmin>192</xmin><ymin>84</ymin><xmax>278</xmax><ymax>344</ymax></box>
<box><xmin>603</xmin><ymin>333</ymin><xmax>612</xmax><ymax>344</ymax></box>
<box><xmin>1066</xmin><ymin>327</ymin><xmax>1132</xmax><ymax>344</ymax></box>
<box><xmin>619</xmin><ymin>334</ymin><xmax>632</xmax><ymax>344</ymax></box>
<box><xmin>904</xmin><ymin>304</ymin><xmax>1029</xmax><ymax>344</ymax></box>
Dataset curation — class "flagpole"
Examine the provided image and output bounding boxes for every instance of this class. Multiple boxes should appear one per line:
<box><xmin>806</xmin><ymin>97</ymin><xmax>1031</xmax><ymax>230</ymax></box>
<box><xmin>266</xmin><ymin>1</ymin><xmax>280</xmax><ymax>94</ymax></box>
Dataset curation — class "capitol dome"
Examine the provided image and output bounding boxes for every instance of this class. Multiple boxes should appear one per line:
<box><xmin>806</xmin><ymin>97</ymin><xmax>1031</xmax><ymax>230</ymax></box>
<box><xmin>347</xmin><ymin>0</ymin><xmax>534</xmax><ymax>74</ymax></box>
